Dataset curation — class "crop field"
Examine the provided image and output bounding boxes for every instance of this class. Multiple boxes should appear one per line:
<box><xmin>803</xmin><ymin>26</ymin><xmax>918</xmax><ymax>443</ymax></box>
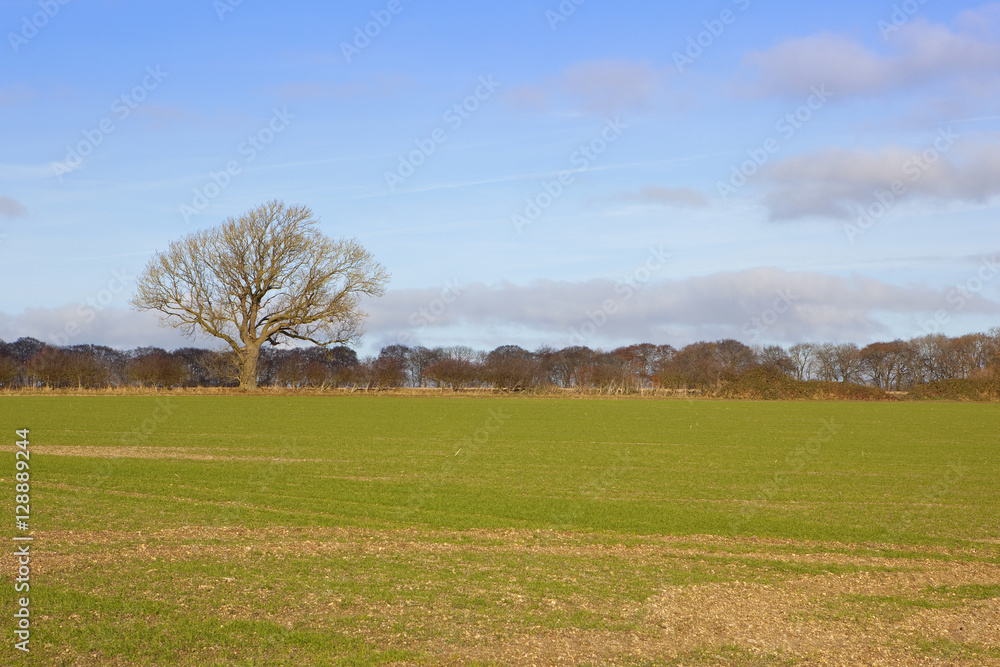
<box><xmin>2</xmin><ymin>395</ymin><xmax>999</xmax><ymax>665</ymax></box>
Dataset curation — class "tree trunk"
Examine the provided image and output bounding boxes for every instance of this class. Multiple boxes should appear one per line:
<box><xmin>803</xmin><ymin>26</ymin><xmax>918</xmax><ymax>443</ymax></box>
<box><xmin>238</xmin><ymin>343</ymin><xmax>260</xmax><ymax>390</ymax></box>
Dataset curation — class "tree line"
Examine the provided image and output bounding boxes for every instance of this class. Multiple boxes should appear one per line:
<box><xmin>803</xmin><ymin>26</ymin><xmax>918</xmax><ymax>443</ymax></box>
<box><xmin>1</xmin><ymin>330</ymin><xmax>998</xmax><ymax>395</ymax></box>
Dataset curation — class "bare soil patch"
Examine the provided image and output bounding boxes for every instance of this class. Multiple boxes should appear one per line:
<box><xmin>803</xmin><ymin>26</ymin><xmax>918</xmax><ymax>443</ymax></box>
<box><xmin>645</xmin><ymin>567</ymin><xmax>1000</xmax><ymax>666</ymax></box>
<box><xmin>8</xmin><ymin>527</ymin><xmax>999</xmax><ymax>665</ymax></box>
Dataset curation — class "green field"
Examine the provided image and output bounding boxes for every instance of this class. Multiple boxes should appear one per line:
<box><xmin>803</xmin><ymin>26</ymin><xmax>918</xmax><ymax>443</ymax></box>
<box><xmin>3</xmin><ymin>396</ymin><xmax>1000</xmax><ymax>665</ymax></box>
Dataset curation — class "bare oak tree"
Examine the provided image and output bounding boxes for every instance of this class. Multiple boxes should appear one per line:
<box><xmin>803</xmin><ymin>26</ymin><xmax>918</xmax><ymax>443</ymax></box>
<box><xmin>131</xmin><ymin>200</ymin><xmax>389</xmax><ymax>389</ymax></box>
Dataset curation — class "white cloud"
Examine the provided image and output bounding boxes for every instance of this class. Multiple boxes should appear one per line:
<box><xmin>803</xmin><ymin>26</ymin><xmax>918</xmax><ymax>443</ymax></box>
<box><xmin>134</xmin><ymin>104</ymin><xmax>193</xmax><ymax>129</ymax></box>
<box><xmin>278</xmin><ymin>76</ymin><xmax>409</xmax><ymax>100</ymax></box>
<box><xmin>956</xmin><ymin>2</ymin><xmax>1000</xmax><ymax>37</ymax></box>
<box><xmin>505</xmin><ymin>59</ymin><xmax>668</xmax><ymax>115</ymax></box>
<box><xmin>0</xmin><ymin>196</ymin><xmax>27</xmax><ymax>218</ymax></box>
<box><xmin>0</xmin><ymin>84</ymin><xmax>36</xmax><ymax>106</ymax></box>
<box><xmin>757</xmin><ymin>131</ymin><xmax>1000</xmax><ymax>220</ymax></box>
<box><xmin>620</xmin><ymin>185</ymin><xmax>708</xmax><ymax>207</ymax></box>
<box><xmin>362</xmin><ymin>269</ymin><xmax>999</xmax><ymax>348</ymax></box>
<box><xmin>0</xmin><ymin>307</ymin><xmax>207</xmax><ymax>350</ymax></box>
<box><xmin>743</xmin><ymin>33</ymin><xmax>895</xmax><ymax>97</ymax></box>
<box><xmin>560</xmin><ymin>59</ymin><xmax>665</xmax><ymax>114</ymax></box>
<box><xmin>7</xmin><ymin>269</ymin><xmax>997</xmax><ymax>353</ymax></box>
<box><xmin>741</xmin><ymin>8</ymin><xmax>1000</xmax><ymax>98</ymax></box>
<box><xmin>0</xmin><ymin>163</ymin><xmax>59</xmax><ymax>181</ymax></box>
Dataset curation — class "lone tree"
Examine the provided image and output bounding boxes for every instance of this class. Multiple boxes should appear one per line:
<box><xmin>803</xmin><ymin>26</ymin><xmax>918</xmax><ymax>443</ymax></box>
<box><xmin>131</xmin><ymin>200</ymin><xmax>388</xmax><ymax>389</ymax></box>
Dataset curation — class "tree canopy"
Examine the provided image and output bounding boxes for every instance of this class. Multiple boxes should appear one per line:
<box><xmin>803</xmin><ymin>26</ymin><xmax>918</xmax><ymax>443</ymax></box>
<box><xmin>130</xmin><ymin>200</ymin><xmax>388</xmax><ymax>388</ymax></box>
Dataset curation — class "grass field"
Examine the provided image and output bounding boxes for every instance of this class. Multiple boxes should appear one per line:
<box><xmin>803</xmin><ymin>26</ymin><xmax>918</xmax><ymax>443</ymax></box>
<box><xmin>2</xmin><ymin>395</ymin><xmax>999</xmax><ymax>665</ymax></box>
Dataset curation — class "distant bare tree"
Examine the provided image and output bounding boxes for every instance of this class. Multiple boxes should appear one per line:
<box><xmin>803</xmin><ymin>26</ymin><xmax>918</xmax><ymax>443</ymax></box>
<box><xmin>611</xmin><ymin>343</ymin><xmax>663</xmax><ymax>389</ymax></box>
<box><xmin>911</xmin><ymin>335</ymin><xmax>949</xmax><ymax>383</ymax></box>
<box><xmin>425</xmin><ymin>357</ymin><xmax>479</xmax><ymax>390</ymax></box>
<box><xmin>788</xmin><ymin>343</ymin><xmax>816</xmax><ymax>381</ymax></box>
<box><xmin>482</xmin><ymin>345</ymin><xmax>540</xmax><ymax>391</ymax></box>
<box><xmin>377</xmin><ymin>344</ymin><xmax>410</xmax><ymax>386</ymax></box>
<box><xmin>323</xmin><ymin>346</ymin><xmax>358</xmax><ymax>387</ymax></box>
<box><xmin>0</xmin><ymin>356</ymin><xmax>22</xmax><ymax>388</ymax></box>
<box><xmin>26</xmin><ymin>347</ymin><xmax>73</xmax><ymax>388</ymax></box>
<box><xmin>964</xmin><ymin>332</ymin><xmax>995</xmax><ymax>374</ymax></box>
<box><xmin>894</xmin><ymin>340</ymin><xmax>922</xmax><ymax>388</ymax></box>
<box><xmin>341</xmin><ymin>358</ymin><xmax>370</xmax><ymax>389</ymax></box>
<box><xmin>200</xmin><ymin>349</ymin><xmax>240</xmax><ymax>387</ymax></box>
<box><xmin>859</xmin><ymin>341</ymin><xmax>907</xmax><ymax>389</ymax></box>
<box><xmin>303</xmin><ymin>361</ymin><xmax>331</xmax><ymax>388</ymax></box>
<box><xmin>580</xmin><ymin>361</ymin><xmax>629</xmax><ymax>394</ymax></box>
<box><xmin>127</xmin><ymin>349</ymin><xmax>187</xmax><ymax>388</ymax></box>
<box><xmin>548</xmin><ymin>346</ymin><xmax>594</xmax><ymax>388</ymax></box>
<box><xmin>131</xmin><ymin>200</ymin><xmax>388</xmax><ymax>389</ymax></box>
<box><xmin>664</xmin><ymin>341</ymin><xmax>724</xmax><ymax>388</ymax></box>
<box><xmin>1</xmin><ymin>337</ymin><xmax>44</xmax><ymax>364</ymax></box>
<box><xmin>756</xmin><ymin>345</ymin><xmax>796</xmax><ymax>377</ymax></box>
<box><xmin>408</xmin><ymin>346</ymin><xmax>442</xmax><ymax>387</ymax></box>
<box><xmin>254</xmin><ymin>347</ymin><xmax>279</xmax><ymax>386</ymax></box>
<box><xmin>274</xmin><ymin>353</ymin><xmax>307</xmax><ymax>388</ymax></box>
<box><xmin>444</xmin><ymin>345</ymin><xmax>480</xmax><ymax>363</ymax></box>
<box><xmin>811</xmin><ymin>343</ymin><xmax>839</xmax><ymax>382</ymax></box>
<box><xmin>831</xmin><ymin>343</ymin><xmax>862</xmax><ymax>383</ymax></box>
<box><xmin>372</xmin><ymin>348</ymin><xmax>407</xmax><ymax>388</ymax></box>
<box><xmin>949</xmin><ymin>333</ymin><xmax>987</xmax><ymax>379</ymax></box>
<box><xmin>533</xmin><ymin>346</ymin><xmax>559</xmax><ymax>387</ymax></box>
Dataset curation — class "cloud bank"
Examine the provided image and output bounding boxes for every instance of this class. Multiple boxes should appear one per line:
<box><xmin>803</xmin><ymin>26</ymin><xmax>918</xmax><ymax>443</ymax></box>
<box><xmin>3</xmin><ymin>264</ymin><xmax>996</xmax><ymax>354</ymax></box>
<box><xmin>757</xmin><ymin>131</ymin><xmax>1000</xmax><ymax>221</ymax></box>
<box><xmin>741</xmin><ymin>8</ymin><xmax>1000</xmax><ymax>98</ymax></box>
<box><xmin>363</xmin><ymin>267</ymin><xmax>999</xmax><ymax>349</ymax></box>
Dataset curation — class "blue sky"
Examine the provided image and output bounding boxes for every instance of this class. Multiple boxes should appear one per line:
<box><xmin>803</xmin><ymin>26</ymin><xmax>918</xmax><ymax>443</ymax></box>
<box><xmin>2</xmin><ymin>0</ymin><xmax>999</xmax><ymax>356</ymax></box>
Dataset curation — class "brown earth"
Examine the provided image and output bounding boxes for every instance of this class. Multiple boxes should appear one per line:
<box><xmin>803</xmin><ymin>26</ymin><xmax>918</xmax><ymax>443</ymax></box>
<box><xmin>6</xmin><ymin>525</ymin><xmax>998</xmax><ymax>666</ymax></box>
